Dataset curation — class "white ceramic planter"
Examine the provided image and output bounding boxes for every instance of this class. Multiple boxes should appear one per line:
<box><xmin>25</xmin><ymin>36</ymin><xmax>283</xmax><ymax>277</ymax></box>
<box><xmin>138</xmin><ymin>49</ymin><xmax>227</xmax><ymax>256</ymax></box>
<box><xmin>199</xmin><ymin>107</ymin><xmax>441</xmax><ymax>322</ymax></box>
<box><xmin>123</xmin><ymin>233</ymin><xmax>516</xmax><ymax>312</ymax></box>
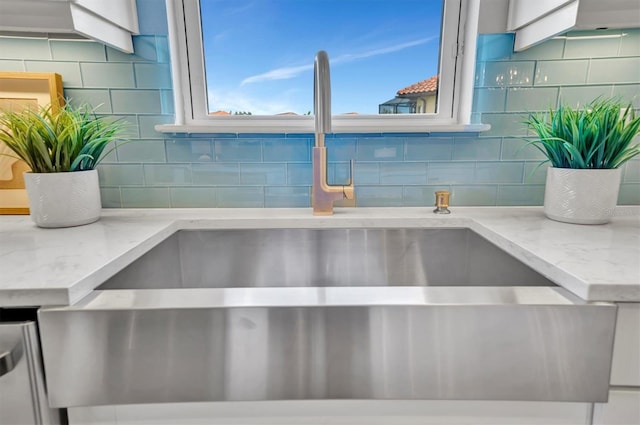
<box><xmin>23</xmin><ymin>169</ymin><xmax>101</xmax><ymax>228</ymax></box>
<box><xmin>543</xmin><ymin>167</ymin><xmax>622</xmax><ymax>225</ymax></box>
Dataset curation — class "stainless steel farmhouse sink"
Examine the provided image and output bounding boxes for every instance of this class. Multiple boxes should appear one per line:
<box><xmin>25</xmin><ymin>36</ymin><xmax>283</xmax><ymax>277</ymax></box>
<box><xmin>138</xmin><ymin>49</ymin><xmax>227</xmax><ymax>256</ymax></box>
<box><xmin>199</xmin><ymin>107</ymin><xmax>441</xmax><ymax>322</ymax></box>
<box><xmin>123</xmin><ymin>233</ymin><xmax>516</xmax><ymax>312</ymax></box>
<box><xmin>38</xmin><ymin>228</ymin><xmax>617</xmax><ymax>407</ymax></box>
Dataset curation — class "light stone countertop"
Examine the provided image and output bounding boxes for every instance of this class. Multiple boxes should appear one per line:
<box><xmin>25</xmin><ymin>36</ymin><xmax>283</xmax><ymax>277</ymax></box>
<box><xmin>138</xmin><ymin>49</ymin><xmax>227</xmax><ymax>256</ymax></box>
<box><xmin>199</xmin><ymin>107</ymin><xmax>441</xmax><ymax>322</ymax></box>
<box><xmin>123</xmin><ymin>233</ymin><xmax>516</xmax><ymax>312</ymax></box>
<box><xmin>0</xmin><ymin>206</ymin><xmax>638</xmax><ymax>307</ymax></box>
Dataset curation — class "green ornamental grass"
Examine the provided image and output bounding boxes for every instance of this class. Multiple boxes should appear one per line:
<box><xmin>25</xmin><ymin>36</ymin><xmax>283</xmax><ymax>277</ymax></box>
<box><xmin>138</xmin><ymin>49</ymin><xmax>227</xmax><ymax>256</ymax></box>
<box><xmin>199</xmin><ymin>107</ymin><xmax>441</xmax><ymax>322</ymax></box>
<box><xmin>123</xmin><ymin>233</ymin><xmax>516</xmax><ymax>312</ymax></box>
<box><xmin>0</xmin><ymin>102</ymin><xmax>126</xmax><ymax>173</ymax></box>
<box><xmin>525</xmin><ymin>97</ymin><xmax>640</xmax><ymax>169</ymax></box>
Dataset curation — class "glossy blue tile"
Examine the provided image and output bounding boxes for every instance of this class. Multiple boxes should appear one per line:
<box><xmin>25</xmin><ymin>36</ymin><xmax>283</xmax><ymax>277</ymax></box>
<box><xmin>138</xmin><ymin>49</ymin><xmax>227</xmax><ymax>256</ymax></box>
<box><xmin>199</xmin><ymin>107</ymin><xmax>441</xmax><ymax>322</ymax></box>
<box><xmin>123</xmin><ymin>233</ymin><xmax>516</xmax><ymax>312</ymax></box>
<box><xmin>192</xmin><ymin>163</ymin><xmax>239</xmax><ymax>185</ymax></box>
<box><xmin>170</xmin><ymin>187</ymin><xmax>216</xmax><ymax>207</ymax></box>
<box><xmin>144</xmin><ymin>164</ymin><xmax>192</xmax><ymax>185</ymax></box>
<box><xmin>475</xmin><ymin>162</ymin><xmax>524</xmax><ymax>184</ymax></box>
<box><xmin>326</xmin><ymin>138</ymin><xmax>357</xmax><ymax>161</ymax></box>
<box><xmin>214</xmin><ymin>139</ymin><xmax>262</xmax><ymax>162</ymax></box>
<box><xmin>355</xmin><ymin>186</ymin><xmax>403</xmax><ymax>207</ymax></box>
<box><xmin>476</xmin><ymin>34</ymin><xmax>514</xmax><ymax>61</ymax></box>
<box><xmin>497</xmin><ymin>185</ymin><xmax>545</xmax><ymax>205</ymax></box>
<box><xmin>427</xmin><ymin>163</ymin><xmax>475</xmax><ymax>184</ymax></box>
<box><xmin>135</xmin><ymin>63</ymin><xmax>172</xmax><ymax>89</ymax></box>
<box><xmin>25</xmin><ymin>61</ymin><xmax>82</xmax><ymax>87</ymax></box>
<box><xmin>453</xmin><ymin>137</ymin><xmax>501</xmax><ymax>161</ymax></box>
<box><xmin>357</xmin><ymin>138</ymin><xmax>404</xmax><ymax>161</ymax></box>
<box><xmin>451</xmin><ymin>186</ymin><xmax>498</xmax><ymax>206</ymax></box>
<box><xmin>64</xmin><ymin>89</ymin><xmax>112</xmax><ymax>113</ymax></box>
<box><xmin>240</xmin><ymin>163</ymin><xmax>286</xmax><ymax>185</ymax></box>
<box><xmin>287</xmin><ymin>163</ymin><xmax>312</xmax><ymax>185</ymax></box>
<box><xmin>166</xmin><ymin>139</ymin><xmax>213</xmax><ymax>162</ymax></box>
<box><xmin>111</xmin><ymin>90</ymin><xmax>161</xmax><ymax>114</ymax></box>
<box><xmin>506</xmin><ymin>87</ymin><xmax>558</xmax><ymax>112</ymax></box>
<box><xmin>265</xmin><ymin>186</ymin><xmax>310</xmax><ymax>207</ymax></box>
<box><xmin>50</xmin><ymin>40</ymin><xmax>106</xmax><ymax>61</ymax></box>
<box><xmin>589</xmin><ymin>58</ymin><xmax>640</xmax><ymax>84</ymax></box>
<box><xmin>473</xmin><ymin>88</ymin><xmax>507</xmax><ymax>113</ymax></box>
<box><xmin>263</xmin><ymin>138</ymin><xmax>310</xmax><ymax>162</ymax></box>
<box><xmin>0</xmin><ymin>37</ymin><xmax>50</xmax><ymax>60</ymax></box>
<box><xmin>405</xmin><ymin>137</ymin><xmax>453</xmax><ymax>161</ymax></box>
<box><xmin>138</xmin><ymin>115</ymin><xmax>173</xmax><ymax>138</ymax></box>
<box><xmin>534</xmin><ymin>60</ymin><xmax>588</xmax><ymax>86</ymax></box>
<box><xmin>121</xmin><ymin>187</ymin><xmax>170</xmax><ymax>207</ymax></box>
<box><xmin>81</xmin><ymin>63</ymin><xmax>135</xmax><ymax>88</ymax></box>
<box><xmin>403</xmin><ymin>185</ymin><xmax>450</xmax><ymax>206</ymax></box>
<box><xmin>479</xmin><ymin>61</ymin><xmax>535</xmax><ymax>87</ymax></box>
<box><xmin>623</xmin><ymin>160</ymin><xmax>640</xmax><ymax>183</ymax></box>
<box><xmin>100</xmin><ymin>187</ymin><xmax>122</xmax><ymax>208</ymax></box>
<box><xmin>217</xmin><ymin>187</ymin><xmax>264</xmax><ymax>207</ymax></box>
<box><xmin>618</xmin><ymin>184</ymin><xmax>640</xmax><ymax>204</ymax></box>
<box><xmin>97</xmin><ymin>164</ymin><xmax>143</xmax><ymax>186</ymax></box>
<box><xmin>380</xmin><ymin>163</ymin><xmax>427</xmax><ymax>184</ymax></box>
<box><xmin>353</xmin><ymin>163</ymin><xmax>380</xmax><ymax>184</ymax></box>
<box><xmin>117</xmin><ymin>139</ymin><xmax>166</xmax><ymax>163</ymax></box>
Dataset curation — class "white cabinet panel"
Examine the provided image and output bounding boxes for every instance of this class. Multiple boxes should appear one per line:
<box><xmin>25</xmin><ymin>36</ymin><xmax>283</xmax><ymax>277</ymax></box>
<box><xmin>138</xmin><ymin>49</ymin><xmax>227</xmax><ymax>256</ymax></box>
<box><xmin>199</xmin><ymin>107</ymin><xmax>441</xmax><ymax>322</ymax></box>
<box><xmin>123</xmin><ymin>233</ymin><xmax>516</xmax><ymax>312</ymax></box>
<box><xmin>593</xmin><ymin>389</ymin><xmax>640</xmax><ymax>425</ymax></box>
<box><xmin>611</xmin><ymin>303</ymin><xmax>640</xmax><ymax>387</ymax></box>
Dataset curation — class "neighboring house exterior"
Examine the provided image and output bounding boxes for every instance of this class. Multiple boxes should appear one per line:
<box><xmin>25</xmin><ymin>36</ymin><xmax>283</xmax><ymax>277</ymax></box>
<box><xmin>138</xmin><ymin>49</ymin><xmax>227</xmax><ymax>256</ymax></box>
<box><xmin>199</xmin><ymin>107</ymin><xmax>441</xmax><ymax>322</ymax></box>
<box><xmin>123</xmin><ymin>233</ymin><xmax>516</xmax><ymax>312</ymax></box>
<box><xmin>379</xmin><ymin>75</ymin><xmax>438</xmax><ymax>114</ymax></box>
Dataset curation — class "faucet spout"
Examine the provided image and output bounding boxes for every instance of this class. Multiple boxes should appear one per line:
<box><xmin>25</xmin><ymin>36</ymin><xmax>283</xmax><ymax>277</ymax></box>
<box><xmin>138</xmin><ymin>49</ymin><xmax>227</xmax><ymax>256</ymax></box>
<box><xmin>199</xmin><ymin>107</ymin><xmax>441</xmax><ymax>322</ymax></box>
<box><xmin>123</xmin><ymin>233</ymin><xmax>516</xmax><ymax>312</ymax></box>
<box><xmin>311</xmin><ymin>50</ymin><xmax>355</xmax><ymax>215</ymax></box>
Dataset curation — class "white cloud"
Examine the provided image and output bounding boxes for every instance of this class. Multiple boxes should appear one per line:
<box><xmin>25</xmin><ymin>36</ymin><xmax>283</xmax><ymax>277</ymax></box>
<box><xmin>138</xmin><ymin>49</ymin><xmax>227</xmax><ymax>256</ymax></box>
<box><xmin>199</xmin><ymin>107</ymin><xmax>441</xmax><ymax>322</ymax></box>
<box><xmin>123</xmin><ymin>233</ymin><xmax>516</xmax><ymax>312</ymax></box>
<box><xmin>240</xmin><ymin>63</ymin><xmax>313</xmax><ymax>86</ymax></box>
<box><xmin>239</xmin><ymin>37</ymin><xmax>437</xmax><ymax>86</ymax></box>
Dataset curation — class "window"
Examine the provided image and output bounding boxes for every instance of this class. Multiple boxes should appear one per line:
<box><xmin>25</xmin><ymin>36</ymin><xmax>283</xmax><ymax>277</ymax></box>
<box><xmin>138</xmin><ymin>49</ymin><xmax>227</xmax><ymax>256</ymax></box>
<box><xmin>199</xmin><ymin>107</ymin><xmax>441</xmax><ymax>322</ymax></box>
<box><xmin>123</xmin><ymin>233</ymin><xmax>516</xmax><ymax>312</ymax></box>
<box><xmin>161</xmin><ymin>0</ymin><xmax>482</xmax><ymax>133</ymax></box>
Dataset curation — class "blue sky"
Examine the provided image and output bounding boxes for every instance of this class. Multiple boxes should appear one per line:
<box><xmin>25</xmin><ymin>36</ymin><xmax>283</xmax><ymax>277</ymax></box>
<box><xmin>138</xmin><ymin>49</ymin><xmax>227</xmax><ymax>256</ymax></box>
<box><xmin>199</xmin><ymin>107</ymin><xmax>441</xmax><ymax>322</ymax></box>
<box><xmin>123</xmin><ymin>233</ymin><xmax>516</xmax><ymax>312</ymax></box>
<box><xmin>201</xmin><ymin>0</ymin><xmax>443</xmax><ymax>115</ymax></box>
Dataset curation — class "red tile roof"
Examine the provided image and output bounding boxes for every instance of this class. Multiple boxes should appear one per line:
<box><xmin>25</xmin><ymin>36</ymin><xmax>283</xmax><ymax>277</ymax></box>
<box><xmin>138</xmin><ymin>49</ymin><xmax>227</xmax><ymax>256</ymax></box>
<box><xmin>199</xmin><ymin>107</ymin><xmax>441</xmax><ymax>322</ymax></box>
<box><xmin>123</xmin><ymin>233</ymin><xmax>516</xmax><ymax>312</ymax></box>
<box><xmin>397</xmin><ymin>76</ymin><xmax>438</xmax><ymax>95</ymax></box>
<box><xmin>209</xmin><ymin>110</ymin><xmax>231</xmax><ymax>116</ymax></box>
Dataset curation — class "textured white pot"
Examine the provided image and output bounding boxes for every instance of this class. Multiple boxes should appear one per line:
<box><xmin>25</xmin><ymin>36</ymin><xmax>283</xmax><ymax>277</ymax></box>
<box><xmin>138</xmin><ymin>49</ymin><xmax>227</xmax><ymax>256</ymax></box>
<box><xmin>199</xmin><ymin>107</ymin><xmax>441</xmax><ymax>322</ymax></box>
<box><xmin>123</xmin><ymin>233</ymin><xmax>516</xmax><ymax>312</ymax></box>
<box><xmin>543</xmin><ymin>167</ymin><xmax>622</xmax><ymax>225</ymax></box>
<box><xmin>23</xmin><ymin>169</ymin><xmax>101</xmax><ymax>228</ymax></box>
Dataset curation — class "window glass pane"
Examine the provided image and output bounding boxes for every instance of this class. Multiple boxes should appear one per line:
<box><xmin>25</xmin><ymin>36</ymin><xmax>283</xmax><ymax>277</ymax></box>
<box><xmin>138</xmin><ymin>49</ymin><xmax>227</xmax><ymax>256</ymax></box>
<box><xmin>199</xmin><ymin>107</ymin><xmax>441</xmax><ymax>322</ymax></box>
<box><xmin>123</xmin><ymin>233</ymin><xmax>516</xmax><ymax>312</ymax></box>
<box><xmin>199</xmin><ymin>0</ymin><xmax>444</xmax><ymax>116</ymax></box>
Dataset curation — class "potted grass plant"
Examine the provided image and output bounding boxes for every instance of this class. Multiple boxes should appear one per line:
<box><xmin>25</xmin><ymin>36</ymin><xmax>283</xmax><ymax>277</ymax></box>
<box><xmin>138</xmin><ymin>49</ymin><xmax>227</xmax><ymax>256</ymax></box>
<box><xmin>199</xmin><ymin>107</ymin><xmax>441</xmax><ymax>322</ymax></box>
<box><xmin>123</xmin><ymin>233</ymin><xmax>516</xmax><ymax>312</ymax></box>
<box><xmin>0</xmin><ymin>102</ymin><xmax>126</xmax><ymax>228</ymax></box>
<box><xmin>526</xmin><ymin>97</ymin><xmax>640</xmax><ymax>224</ymax></box>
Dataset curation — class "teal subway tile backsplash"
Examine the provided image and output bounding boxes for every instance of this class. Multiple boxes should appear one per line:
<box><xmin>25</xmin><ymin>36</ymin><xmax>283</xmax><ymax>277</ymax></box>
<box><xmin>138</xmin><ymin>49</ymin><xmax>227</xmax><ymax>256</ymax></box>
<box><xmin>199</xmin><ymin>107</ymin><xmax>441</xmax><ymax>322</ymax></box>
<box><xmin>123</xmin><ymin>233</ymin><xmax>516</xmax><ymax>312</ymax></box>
<box><xmin>501</xmin><ymin>137</ymin><xmax>547</xmax><ymax>161</ymax></box>
<box><xmin>380</xmin><ymin>163</ymin><xmax>428</xmax><ymax>185</ymax></box>
<box><xmin>0</xmin><ymin>37</ymin><xmax>50</xmax><ymax>59</ymax></box>
<box><xmin>50</xmin><ymin>40</ymin><xmax>106</xmax><ymax>61</ymax></box>
<box><xmin>451</xmin><ymin>186</ymin><xmax>498</xmax><ymax>206</ymax></box>
<box><xmin>357</xmin><ymin>138</ymin><xmax>404</xmax><ymax>161</ymax></box>
<box><xmin>588</xmin><ymin>58</ymin><xmax>640</xmax><ymax>84</ymax></box>
<box><xmin>116</xmin><ymin>140</ymin><xmax>166</xmax><ymax>163</ymax></box>
<box><xmin>166</xmin><ymin>139</ymin><xmax>213</xmax><ymax>162</ymax></box>
<box><xmin>287</xmin><ymin>163</ymin><xmax>313</xmax><ymax>185</ymax></box>
<box><xmin>144</xmin><ymin>164</ymin><xmax>192</xmax><ymax>186</ymax></box>
<box><xmin>25</xmin><ymin>61</ymin><xmax>83</xmax><ymax>87</ymax></box>
<box><xmin>170</xmin><ymin>187</ymin><xmax>216</xmax><ymax>207</ymax></box>
<box><xmin>97</xmin><ymin>164</ymin><xmax>144</xmax><ymax>186</ymax></box>
<box><xmin>64</xmin><ymin>89</ymin><xmax>112</xmax><ymax>113</ymax></box>
<box><xmin>558</xmin><ymin>85</ymin><xmax>614</xmax><ymax>107</ymax></box>
<box><xmin>80</xmin><ymin>63</ymin><xmax>135</xmax><ymax>88</ymax></box>
<box><xmin>478</xmin><ymin>61</ymin><xmax>535</xmax><ymax>87</ymax></box>
<box><xmin>121</xmin><ymin>187</ymin><xmax>170</xmax><ymax>208</ymax></box>
<box><xmin>264</xmin><ymin>138</ymin><xmax>311</xmax><ymax>162</ymax></box>
<box><xmin>217</xmin><ymin>187</ymin><xmax>264</xmax><ymax>207</ymax></box>
<box><xmin>134</xmin><ymin>63</ymin><xmax>172</xmax><ymax>88</ymax></box>
<box><xmin>0</xmin><ymin>60</ymin><xmax>24</xmax><ymax>71</ymax></box>
<box><xmin>452</xmin><ymin>137</ymin><xmax>501</xmax><ymax>161</ymax></box>
<box><xmin>619</xmin><ymin>184</ymin><xmax>640</xmax><ymax>204</ymax></box>
<box><xmin>563</xmin><ymin>33</ymin><xmax>622</xmax><ymax>59</ymax></box>
<box><xmin>427</xmin><ymin>163</ymin><xmax>476</xmax><ymax>185</ymax></box>
<box><xmin>534</xmin><ymin>60</ymin><xmax>589</xmax><ymax>86</ymax></box>
<box><xmin>214</xmin><ymin>139</ymin><xmax>262</xmax><ymax>162</ymax></box>
<box><xmin>240</xmin><ymin>163</ymin><xmax>287</xmax><ymax>185</ymax></box>
<box><xmin>111</xmin><ymin>89</ymin><xmax>161</xmax><ymax>114</ymax></box>
<box><xmin>506</xmin><ymin>87</ymin><xmax>558</xmax><ymax>111</ymax></box>
<box><xmin>192</xmin><ymin>163</ymin><xmax>239</xmax><ymax>185</ymax></box>
<box><xmin>2</xmin><ymin>20</ymin><xmax>637</xmax><ymax>208</ymax></box>
<box><xmin>475</xmin><ymin>162</ymin><xmax>524</xmax><ymax>184</ymax></box>
<box><xmin>405</xmin><ymin>137</ymin><xmax>453</xmax><ymax>161</ymax></box>
<box><xmin>497</xmin><ymin>185</ymin><xmax>545</xmax><ymax>206</ymax></box>
<box><xmin>355</xmin><ymin>186</ymin><xmax>403</xmax><ymax>207</ymax></box>
<box><xmin>100</xmin><ymin>187</ymin><xmax>122</xmax><ymax>208</ymax></box>
<box><xmin>265</xmin><ymin>186</ymin><xmax>310</xmax><ymax>208</ymax></box>
<box><xmin>620</xmin><ymin>29</ymin><xmax>640</xmax><ymax>57</ymax></box>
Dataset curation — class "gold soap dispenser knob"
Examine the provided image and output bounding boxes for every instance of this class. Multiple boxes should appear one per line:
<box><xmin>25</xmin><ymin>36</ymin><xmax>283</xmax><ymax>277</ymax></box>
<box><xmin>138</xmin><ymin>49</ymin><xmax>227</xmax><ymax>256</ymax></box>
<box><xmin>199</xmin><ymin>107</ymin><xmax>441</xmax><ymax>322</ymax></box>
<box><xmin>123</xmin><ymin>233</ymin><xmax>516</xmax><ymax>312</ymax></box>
<box><xmin>433</xmin><ymin>190</ymin><xmax>451</xmax><ymax>214</ymax></box>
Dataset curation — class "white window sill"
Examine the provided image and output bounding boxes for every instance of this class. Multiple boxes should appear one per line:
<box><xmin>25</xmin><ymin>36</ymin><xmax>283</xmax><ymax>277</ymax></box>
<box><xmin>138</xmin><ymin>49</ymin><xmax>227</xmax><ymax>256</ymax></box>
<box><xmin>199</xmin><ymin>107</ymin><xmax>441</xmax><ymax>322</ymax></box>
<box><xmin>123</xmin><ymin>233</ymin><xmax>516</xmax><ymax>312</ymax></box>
<box><xmin>155</xmin><ymin>116</ymin><xmax>490</xmax><ymax>135</ymax></box>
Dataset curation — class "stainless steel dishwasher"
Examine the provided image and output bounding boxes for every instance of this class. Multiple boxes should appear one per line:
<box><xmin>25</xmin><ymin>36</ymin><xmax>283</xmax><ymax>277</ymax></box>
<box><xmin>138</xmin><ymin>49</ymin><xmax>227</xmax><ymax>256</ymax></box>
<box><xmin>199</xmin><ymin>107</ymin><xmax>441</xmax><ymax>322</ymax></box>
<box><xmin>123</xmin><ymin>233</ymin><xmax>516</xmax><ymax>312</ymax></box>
<box><xmin>0</xmin><ymin>311</ymin><xmax>61</xmax><ymax>424</ymax></box>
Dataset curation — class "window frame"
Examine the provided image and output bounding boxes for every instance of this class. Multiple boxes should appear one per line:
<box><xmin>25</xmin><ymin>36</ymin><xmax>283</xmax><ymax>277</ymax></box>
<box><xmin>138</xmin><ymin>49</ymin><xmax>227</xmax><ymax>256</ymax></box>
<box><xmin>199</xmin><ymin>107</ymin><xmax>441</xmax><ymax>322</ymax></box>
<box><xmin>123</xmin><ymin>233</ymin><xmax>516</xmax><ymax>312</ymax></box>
<box><xmin>160</xmin><ymin>0</ymin><xmax>484</xmax><ymax>134</ymax></box>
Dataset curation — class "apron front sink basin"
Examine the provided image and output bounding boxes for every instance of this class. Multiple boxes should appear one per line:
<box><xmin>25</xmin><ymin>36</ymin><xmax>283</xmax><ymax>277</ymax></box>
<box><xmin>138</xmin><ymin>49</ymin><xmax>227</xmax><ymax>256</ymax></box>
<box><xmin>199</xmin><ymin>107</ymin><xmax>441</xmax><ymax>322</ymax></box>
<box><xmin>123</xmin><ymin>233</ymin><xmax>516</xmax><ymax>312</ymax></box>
<box><xmin>38</xmin><ymin>228</ymin><xmax>617</xmax><ymax>407</ymax></box>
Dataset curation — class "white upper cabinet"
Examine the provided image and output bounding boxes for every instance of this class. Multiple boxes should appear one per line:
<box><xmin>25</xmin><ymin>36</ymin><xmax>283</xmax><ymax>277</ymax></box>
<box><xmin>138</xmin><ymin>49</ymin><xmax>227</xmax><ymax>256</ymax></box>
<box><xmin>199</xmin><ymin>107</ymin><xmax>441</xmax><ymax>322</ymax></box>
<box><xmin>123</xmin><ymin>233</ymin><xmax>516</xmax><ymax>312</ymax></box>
<box><xmin>0</xmin><ymin>0</ymin><xmax>139</xmax><ymax>53</ymax></box>
<box><xmin>479</xmin><ymin>0</ymin><xmax>640</xmax><ymax>50</ymax></box>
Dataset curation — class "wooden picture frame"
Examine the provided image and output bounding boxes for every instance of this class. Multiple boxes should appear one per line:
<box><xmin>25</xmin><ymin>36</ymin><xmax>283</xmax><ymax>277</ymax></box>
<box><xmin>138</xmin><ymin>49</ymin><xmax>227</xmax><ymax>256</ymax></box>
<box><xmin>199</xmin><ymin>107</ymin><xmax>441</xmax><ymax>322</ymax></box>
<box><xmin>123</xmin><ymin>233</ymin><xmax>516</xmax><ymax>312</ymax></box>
<box><xmin>0</xmin><ymin>72</ymin><xmax>64</xmax><ymax>215</ymax></box>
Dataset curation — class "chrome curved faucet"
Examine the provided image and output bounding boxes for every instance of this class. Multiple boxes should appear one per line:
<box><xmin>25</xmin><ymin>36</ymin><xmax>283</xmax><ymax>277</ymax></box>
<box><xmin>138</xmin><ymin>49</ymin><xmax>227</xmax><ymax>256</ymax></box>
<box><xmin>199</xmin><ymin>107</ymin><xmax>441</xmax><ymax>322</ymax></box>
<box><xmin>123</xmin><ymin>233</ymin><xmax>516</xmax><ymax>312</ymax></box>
<box><xmin>312</xmin><ymin>50</ymin><xmax>355</xmax><ymax>215</ymax></box>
